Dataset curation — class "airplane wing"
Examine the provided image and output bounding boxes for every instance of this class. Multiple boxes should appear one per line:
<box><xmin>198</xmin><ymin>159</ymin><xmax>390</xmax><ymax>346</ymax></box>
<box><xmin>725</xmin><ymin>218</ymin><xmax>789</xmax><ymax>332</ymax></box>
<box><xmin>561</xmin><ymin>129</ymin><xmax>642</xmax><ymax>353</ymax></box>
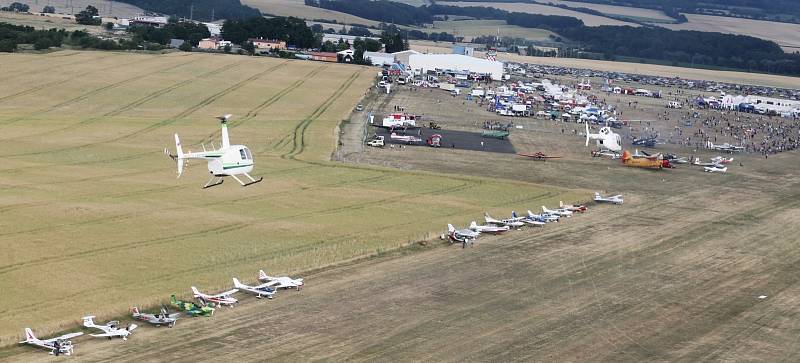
<box><xmin>90</xmin><ymin>331</ymin><xmax>122</xmax><ymax>337</ymax></box>
<box><xmin>43</xmin><ymin>332</ymin><xmax>83</xmax><ymax>343</ymax></box>
<box><xmin>210</xmin><ymin>289</ymin><xmax>239</xmax><ymax>298</ymax></box>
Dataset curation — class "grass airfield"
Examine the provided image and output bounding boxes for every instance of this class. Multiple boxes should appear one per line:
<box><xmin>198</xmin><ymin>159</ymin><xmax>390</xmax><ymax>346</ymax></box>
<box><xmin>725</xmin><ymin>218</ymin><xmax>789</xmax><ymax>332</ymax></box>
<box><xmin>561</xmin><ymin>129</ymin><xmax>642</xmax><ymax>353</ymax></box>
<box><xmin>0</xmin><ymin>51</ymin><xmax>580</xmax><ymax>347</ymax></box>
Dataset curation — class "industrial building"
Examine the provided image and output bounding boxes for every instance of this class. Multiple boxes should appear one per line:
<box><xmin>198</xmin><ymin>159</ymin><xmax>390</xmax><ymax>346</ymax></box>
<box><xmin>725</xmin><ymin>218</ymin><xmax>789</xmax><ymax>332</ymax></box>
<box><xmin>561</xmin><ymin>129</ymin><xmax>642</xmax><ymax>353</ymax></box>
<box><xmin>363</xmin><ymin>51</ymin><xmax>394</xmax><ymax>66</ymax></box>
<box><xmin>407</xmin><ymin>54</ymin><xmax>504</xmax><ymax>81</ymax></box>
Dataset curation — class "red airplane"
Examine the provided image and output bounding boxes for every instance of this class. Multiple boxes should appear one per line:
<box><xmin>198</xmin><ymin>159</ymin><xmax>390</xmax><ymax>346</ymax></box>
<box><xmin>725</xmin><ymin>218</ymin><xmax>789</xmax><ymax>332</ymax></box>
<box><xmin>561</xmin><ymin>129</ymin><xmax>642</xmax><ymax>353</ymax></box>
<box><xmin>517</xmin><ymin>152</ymin><xmax>562</xmax><ymax>161</ymax></box>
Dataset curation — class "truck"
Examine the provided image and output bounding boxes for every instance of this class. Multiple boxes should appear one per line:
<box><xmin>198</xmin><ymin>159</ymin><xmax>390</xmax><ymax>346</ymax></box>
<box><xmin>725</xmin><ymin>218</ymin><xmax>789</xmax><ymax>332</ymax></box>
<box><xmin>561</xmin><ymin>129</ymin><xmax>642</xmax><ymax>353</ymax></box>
<box><xmin>367</xmin><ymin>136</ymin><xmax>385</xmax><ymax>147</ymax></box>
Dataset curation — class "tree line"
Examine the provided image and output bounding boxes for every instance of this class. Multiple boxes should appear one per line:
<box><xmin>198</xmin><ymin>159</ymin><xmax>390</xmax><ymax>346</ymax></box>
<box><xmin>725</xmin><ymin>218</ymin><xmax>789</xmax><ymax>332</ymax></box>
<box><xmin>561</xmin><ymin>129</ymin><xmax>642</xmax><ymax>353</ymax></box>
<box><xmin>222</xmin><ymin>16</ymin><xmax>316</xmax><ymax>49</ymax></box>
<box><xmin>0</xmin><ymin>22</ymin><xmax>165</xmax><ymax>52</ymax></box>
<box><xmin>114</xmin><ymin>0</ymin><xmax>261</xmax><ymax>22</ymax></box>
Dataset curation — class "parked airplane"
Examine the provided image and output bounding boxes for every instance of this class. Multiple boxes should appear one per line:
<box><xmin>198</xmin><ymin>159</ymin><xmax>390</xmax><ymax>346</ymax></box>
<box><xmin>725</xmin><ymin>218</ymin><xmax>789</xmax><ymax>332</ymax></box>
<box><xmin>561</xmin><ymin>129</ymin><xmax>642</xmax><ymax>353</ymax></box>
<box><xmin>621</xmin><ymin>150</ymin><xmax>669</xmax><ymax>169</ymax></box>
<box><xmin>707</xmin><ymin>141</ymin><xmax>744</xmax><ymax>153</ymax></box>
<box><xmin>130</xmin><ymin>306</ymin><xmax>179</xmax><ymax>327</ymax></box>
<box><xmin>484</xmin><ymin>213</ymin><xmax>525</xmax><ymax>227</ymax></box>
<box><xmin>191</xmin><ymin>286</ymin><xmax>238</xmax><ymax>307</ymax></box>
<box><xmin>390</xmin><ymin>132</ymin><xmax>422</xmax><ymax>144</ymax></box>
<box><xmin>19</xmin><ymin>328</ymin><xmax>83</xmax><ymax>356</ymax></box>
<box><xmin>711</xmin><ymin>156</ymin><xmax>734</xmax><ymax>164</ymax></box>
<box><xmin>447</xmin><ymin>223</ymin><xmax>480</xmax><ymax>244</ymax></box>
<box><xmin>585</xmin><ymin>123</ymin><xmax>622</xmax><ymax>152</ymax></box>
<box><xmin>594</xmin><ymin>192</ymin><xmax>623</xmax><ymax>204</ymax></box>
<box><xmin>527</xmin><ymin>210</ymin><xmax>559</xmax><ymax>223</ymax></box>
<box><xmin>258</xmin><ymin>270</ymin><xmax>305</xmax><ymax>290</ymax></box>
<box><xmin>166</xmin><ymin>114</ymin><xmax>263</xmax><ymax>189</ymax></box>
<box><xmin>232</xmin><ymin>278</ymin><xmax>276</xmax><ymax>299</ymax></box>
<box><xmin>631</xmin><ymin>136</ymin><xmax>657</xmax><ymax>148</ymax></box>
<box><xmin>542</xmin><ymin>205</ymin><xmax>573</xmax><ymax>217</ymax></box>
<box><xmin>692</xmin><ymin>157</ymin><xmax>723</xmax><ymax>167</ymax></box>
<box><xmin>170</xmin><ymin>295</ymin><xmax>215</xmax><ymax>317</ymax></box>
<box><xmin>704</xmin><ymin>165</ymin><xmax>728</xmax><ymax>173</ymax></box>
<box><xmin>559</xmin><ymin>201</ymin><xmax>587</xmax><ymax>213</ymax></box>
<box><xmin>82</xmin><ymin>316</ymin><xmax>137</xmax><ymax>341</ymax></box>
<box><xmin>516</xmin><ymin>152</ymin><xmax>562</xmax><ymax>161</ymax></box>
<box><xmin>510</xmin><ymin>211</ymin><xmax>546</xmax><ymax>226</ymax></box>
<box><xmin>469</xmin><ymin>221</ymin><xmax>510</xmax><ymax>234</ymax></box>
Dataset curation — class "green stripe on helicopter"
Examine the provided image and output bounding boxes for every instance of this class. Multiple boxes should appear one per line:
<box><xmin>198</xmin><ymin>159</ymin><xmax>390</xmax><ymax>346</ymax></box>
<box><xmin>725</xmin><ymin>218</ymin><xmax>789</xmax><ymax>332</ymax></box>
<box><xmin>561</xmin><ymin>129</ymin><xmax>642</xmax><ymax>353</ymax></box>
<box><xmin>222</xmin><ymin>164</ymin><xmax>250</xmax><ymax>170</ymax></box>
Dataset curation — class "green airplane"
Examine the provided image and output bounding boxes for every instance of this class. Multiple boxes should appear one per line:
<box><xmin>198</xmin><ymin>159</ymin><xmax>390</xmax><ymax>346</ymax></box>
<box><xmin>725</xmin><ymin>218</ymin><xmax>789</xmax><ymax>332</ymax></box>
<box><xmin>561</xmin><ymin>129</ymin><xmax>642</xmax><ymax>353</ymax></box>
<box><xmin>170</xmin><ymin>295</ymin><xmax>215</xmax><ymax>317</ymax></box>
<box><xmin>481</xmin><ymin>130</ymin><xmax>510</xmax><ymax>140</ymax></box>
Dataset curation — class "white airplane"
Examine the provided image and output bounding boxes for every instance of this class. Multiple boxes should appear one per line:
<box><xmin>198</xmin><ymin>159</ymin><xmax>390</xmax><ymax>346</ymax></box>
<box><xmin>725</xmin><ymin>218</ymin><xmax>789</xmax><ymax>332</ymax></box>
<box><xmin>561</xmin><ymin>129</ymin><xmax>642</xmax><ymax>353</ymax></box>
<box><xmin>559</xmin><ymin>201</ymin><xmax>587</xmax><ymax>213</ymax></box>
<box><xmin>130</xmin><ymin>306</ymin><xmax>179</xmax><ymax>327</ymax></box>
<box><xmin>527</xmin><ymin>210</ymin><xmax>559</xmax><ymax>223</ymax></box>
<box><xmin>710</xmin><ymin>156</ymin><xmax>734</xmax><ymax>164</ymax></box>
<box><xmin>469</xmin><ymin>221</ymin><xmax>510</xmax><ymax>234</ymax></box>
<box><xmin>191</xmin><ymin>286</ymin><xmax>239</xmax><ymax>307</ymax></box>
<box><xmin>484</xmin><ymin>213</ymin><xmax>525</xmax><ymax>227</ymax></box>
<box><xmin>258</xmin><ymin>270</ymin><xmax>305</xmax><ymax>290</ymax></box>
<box><xmin>704</xmin><ymin>165</ymin><xmax>728</xmax><ymax>173</ymax></box>
<box><xmin>593</xmin><ymin>192</ymin><xmax>623</xmax><ymax>204</ymax></box>
<box><xmin>19</xmin><ymin>328</ymin><xmax>83</xmax><ymax>356</ymax></box>
<box><xmin>232</xmin><ymin>278</ymin><xmax>276</xmax><ymax>299</ymax></box>
<box><xmin>585</xmin><ymin>123</ymin><xmax>622</xmax><ymax>152</ymax></box>
<box><xmin>389</xmin><ymin>132</ymin><xmax>422</xmax><ymax>144</ymax></box>
<box><xmin>542</xmin><ymin>205</ymin><xmax>573</xmax><ymax>217</ymax></box>
<box><xmin>510</xmin><ymin>211</ymin><xmax>546</xmax><ymax>226</ymax></box>
<box><xmin>692</xmin><ymin>157</ymin><xmax>723</xmax><ymax>167</ymax></box>
<box><xmin>446</xmin><ymin>223</ymin><xmax>480</xmax><ymax>244</ymax></box>
<box><xmin>82</xmin><ymin>316</ymin><xmax>137</xmax><ymax>341</ymax></box>
<box><xmin>166</xmin><ymin>114</ymin><xmax>263</xmax><ymax>189</ymax></box>
<box><xmin>707</xmin><ymin>141</ymin><xmax>744</xmax><ymax>153</ymax></box>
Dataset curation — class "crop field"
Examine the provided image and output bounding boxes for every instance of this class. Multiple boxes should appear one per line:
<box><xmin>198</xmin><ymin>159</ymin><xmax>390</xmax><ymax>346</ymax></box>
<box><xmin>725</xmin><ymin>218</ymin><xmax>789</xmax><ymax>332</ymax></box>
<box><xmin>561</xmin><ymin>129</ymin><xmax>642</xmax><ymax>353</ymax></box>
<box><xmin>6</xmin><ymin>78</ymin><xmax>800</xmax><ymax>362</ymax></box>
<box><xmin>546</xmin><ymin>0</ymin><xmax>673</xmax><ymax>22</ymax></box>
<box><xmin>428</xmin><ymin>20</ymin><xmax>555</xmax><ymax>42</ymax></box>
<box><xmin>659</xmin><ymin>14</ymin><xmax>800</xmax><ymax>53</ymax></box>
<box><xmin>243</xmin><ymin>0</ymin><xmax>380</xmax><ymax>26</ymax></box>
<box><xmin>0</xmin><ymin>11</ymin><xmax>106</xmax><ymax>35</ymax></box>
<box><xmin>0</xmin><ymin>0</ymin><xmax>143</xmax><ymax>18</ymax></box>
<box><xmin>0</xmin><ymin>51</ymin><xmax>579</xmax><ymax>347</ymax></box>
<box><xmin>439</xmin><ymin>1</ymin><xmax>636</xmax><ymax>27</ymax></box>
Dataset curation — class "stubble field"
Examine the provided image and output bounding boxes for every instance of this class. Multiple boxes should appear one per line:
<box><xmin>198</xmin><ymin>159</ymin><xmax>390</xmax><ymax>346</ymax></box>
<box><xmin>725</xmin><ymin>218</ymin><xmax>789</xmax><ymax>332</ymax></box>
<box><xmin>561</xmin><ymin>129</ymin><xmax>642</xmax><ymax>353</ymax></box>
<box><xmin>0</xmin><ymin>51</ymin><xmax>578</xmax><ymax>347</ymax></box>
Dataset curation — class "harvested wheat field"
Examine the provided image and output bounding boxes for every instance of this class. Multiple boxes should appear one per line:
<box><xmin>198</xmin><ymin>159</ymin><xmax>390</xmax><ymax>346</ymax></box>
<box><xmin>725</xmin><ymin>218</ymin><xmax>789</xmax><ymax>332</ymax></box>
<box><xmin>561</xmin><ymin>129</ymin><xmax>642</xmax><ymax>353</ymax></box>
<box><xmin>243</xmin><ymin>0</ymin><xmax>380</xmax><ymax>26</ymax></box>
<box><xmin>546</xmin><ymin>0</ymin><xmax>673</xmax><ymax>22</ymax></box>
<box><xmin>439</xmin><ymin>1</ymin><xmax>636</xmax><ymax>26</ymax></box>
<box><xmin>0</xmin><ymin>51</ymin><xmax>578</xmax><ymax>348</ymax></box>
<box><xmin>659</xmin><ymin>14</ymin><xmax>800</xmax><ymax>52</ymax></box>
<box><xmin>0</xmin><ymin>0</ymin><xmax>143</xmax><ymax>18</ymax></box>
<box><xmin>429</xmin><ymin>20</ymin><xmax>555</xmax><ymax>42</ymax></box>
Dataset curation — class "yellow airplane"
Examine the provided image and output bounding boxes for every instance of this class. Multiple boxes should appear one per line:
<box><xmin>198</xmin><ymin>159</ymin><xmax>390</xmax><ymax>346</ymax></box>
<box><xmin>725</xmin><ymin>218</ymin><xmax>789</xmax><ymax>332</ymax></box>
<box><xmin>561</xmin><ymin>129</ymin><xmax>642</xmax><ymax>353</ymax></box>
<box><xmin>621</xmin><ymin>150</ymin><xmax>669</xmax><ymax>169</ymax></box>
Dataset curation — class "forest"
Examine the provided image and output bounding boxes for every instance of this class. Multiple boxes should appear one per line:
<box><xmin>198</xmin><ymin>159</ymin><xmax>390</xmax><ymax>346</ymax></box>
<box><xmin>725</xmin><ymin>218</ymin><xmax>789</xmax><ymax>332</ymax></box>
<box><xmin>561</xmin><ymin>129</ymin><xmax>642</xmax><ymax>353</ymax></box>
<box><xmin>115</xmin><ymin>0</ymin><xmax>261</xmax><ymax>21</ymax></box>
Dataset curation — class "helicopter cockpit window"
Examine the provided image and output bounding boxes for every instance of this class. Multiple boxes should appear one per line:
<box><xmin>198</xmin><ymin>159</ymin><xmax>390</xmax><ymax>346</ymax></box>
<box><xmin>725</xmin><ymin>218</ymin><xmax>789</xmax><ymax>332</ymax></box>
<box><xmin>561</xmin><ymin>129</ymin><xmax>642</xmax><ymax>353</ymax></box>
<box><xmin>244</xmin><ymin>148</ymin><xmax>252</xmax><ymax>160</ymax></box>
<box><xmin>240</xmin><ymin>148</ymin><xmax>247</xmax><ymax>160</ymax></box>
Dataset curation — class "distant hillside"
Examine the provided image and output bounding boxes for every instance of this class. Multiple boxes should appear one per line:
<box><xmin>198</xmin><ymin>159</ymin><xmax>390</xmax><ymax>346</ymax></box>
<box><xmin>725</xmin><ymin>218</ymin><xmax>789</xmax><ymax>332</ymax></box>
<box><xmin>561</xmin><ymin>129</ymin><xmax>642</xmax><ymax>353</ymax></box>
<box><xmin>115</xmin><ymin>0</ymin><xmax>261</xmax><ymax>21</ymax></box>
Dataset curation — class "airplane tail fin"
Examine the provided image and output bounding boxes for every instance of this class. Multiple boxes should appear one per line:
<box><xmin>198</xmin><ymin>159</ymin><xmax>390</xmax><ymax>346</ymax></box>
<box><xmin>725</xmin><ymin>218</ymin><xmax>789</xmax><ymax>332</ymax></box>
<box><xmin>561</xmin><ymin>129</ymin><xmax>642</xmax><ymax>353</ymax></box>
<box><xmin>130</xmin><ymin>307</ymin><xmax>140</xmax><ymax>316</ymax></box>
<box><xmin>469</xmin><ymin>221</ymin><xmax>478</xmax><ymax>229</ymax></box>
<box><xmin>621</xmin><ymin>150</ymin><xmax>632</xmax><ymax>161</ymax></box>
<box><xmin>82</xmin><ymin>316</ymin><xmax>95</xmax><ymax>328</ymax></box>
<box><xmin>594</xmin><ymin>192</ymin><xmax>600</xmax><ymax>199</ymax></box>
<box><xmin>447</xmin><ymin>224</ymin><xmax>455</xmax><ymax>233</ymax></box>
<box><xmin>542</xmin><ymin>206</ymin><xmax>548</xmax><ymax>212</ymax></box>
<box><xmin>174</xmin><ymin>133</ymin><xmax>185</xmax><ymax>177</ymax></box>
<box><xmin>527</xmin><ymin>210</ymin><xmax>535</xmax><ymax>217</ymax></box>
<box><xmin>22</xmin><ymin>328</ymin><xmax>36</xmax><ymax>343</ymax></box>
<box><xmin>559</xmin><ymin>201</ymin><xmax>564</xmax><ymax>208</ymax></box>
<box><xmin>127</xmin><ymin>324</ymin><xmax>138</xmax><ymax>332</ymax></box>
<box><xmin>191</xmin><ymin>286</ymin><xmax>201</xmax><ymax>296</ymax></box>
<box><xmin>232</xmin><ymin>278</ymin><xmax>245</xmax><ymax>289</ymax></box>
<box><xmin>170</xmin><ymin>294</ymin><xmax>178</xmax><ymax>304</ymax></box>
<box><xmin>511</xmin><ymin>211</ymin><xmax>518</xmax><ymax>219</ymax></box>
<box><xmin>258</xmin><ymin>270</ymin><xmax>268</xmax><ymax>281</ymax></box>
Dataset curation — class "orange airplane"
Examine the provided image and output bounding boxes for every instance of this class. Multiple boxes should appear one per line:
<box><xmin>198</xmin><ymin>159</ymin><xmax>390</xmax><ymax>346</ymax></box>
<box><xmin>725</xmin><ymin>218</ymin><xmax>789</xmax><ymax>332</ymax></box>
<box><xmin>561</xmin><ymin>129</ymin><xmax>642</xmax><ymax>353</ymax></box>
<box><xmin>621</xmin><ymin>150</ymin><xmax>670</xmax><ymax>169</ymax></box>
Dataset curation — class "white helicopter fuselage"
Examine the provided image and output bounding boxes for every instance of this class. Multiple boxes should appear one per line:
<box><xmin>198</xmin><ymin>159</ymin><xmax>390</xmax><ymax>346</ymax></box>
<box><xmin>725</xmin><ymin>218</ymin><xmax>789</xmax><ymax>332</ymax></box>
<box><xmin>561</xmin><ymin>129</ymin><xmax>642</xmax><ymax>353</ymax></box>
<box><xmin>204</xmin><ymin>144</ymin><xmax>254</xmax><ymax>176</ymax></box>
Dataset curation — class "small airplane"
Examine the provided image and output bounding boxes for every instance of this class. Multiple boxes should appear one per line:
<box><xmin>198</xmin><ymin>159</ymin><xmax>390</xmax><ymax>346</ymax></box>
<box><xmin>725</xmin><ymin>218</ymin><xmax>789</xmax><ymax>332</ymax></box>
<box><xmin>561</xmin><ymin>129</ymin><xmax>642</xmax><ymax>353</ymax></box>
<box><xmin>484</xmin><ymin>213</ymin><xmax>525</xmax><ymax>227</ymax></box>
<box><xmin>82</xmin><ymin>316</ymin><xmax>137</xmax><ymax>341</ymax></box>
<box><xmin>130</xmin><ymin>306</ymin><xmax>180</xmax><ymax>327</ymax></box>
<box><xmin>232</xmin><ymin>277</ymin><xmax>276</xmax><ymax>299</ymax></box>
<box><xmin>510</xmin><ymin>211</ymin><xmax>546</xmax><ymax>226</ymax></box>
<box><xmin>707</xmin><ymin>142</ymin><xmax>744</xmax><ymax>153</ymax></box>
<box><xmin>516</xmin><ymin>152</ymin><xmax>562</xmax><ymax>161</ymax></box>
<box><xmin>469</xmin><ymin>221</ymin><xmax>510</xmax><ymax>234</ymax></box>
<box><xmin>632</xmin><ymin>136</ymin><xmax>657</xmax><ymax>148</ymax></box>
<box><xmin>258</xmin><ymin>270</ymin><xmax>305</xmax><ymax>290</ymax></box>
<box><xmin>585</xmin><ymin>123</ymin><xmax>622</xmax><ymax>152</ymax></box>
<box><xmin>711</xmin><ymin>156</ymin><xmax>734</xmax><ymax>164</ymax></box>
<box><xmin>19</xmin><ymin>328</ymin><xmax>83</xmax><ymax>356</ymax></box>
<box><xmin>446</xmin><ymin>223</ymin><xmax>480</xmax><ymax>245</ymax></box>
<box><xmin>621</xmin><ymin>150</ymin><xmax>669</xmax><ymax>169</ymax></box>
<box><xmin>542</xmin><ymin>205</ymin><xmax>573</xmax><ymax>217</ymax></box>
<box><xmin>166</xmin><ymin>114</ymin><xmax>263</xmax><ymax>189</ymax></box>
<box><xmin>527</xmin><ymin>210</ymin><xmax>559</xmax><ymax>223</ymax></box>
<box><xmin>559</xmin><ymin>201</ymin><xmax>587</xmax><ymax>213</ymax></box>
<box><xmin>390</xmin><ymin>132</ymin><xmax>422</xmax><ymax>144</ymax></box>
<box><xmin>593</xmin><ymin>192</ymin><xmax>623</xmax><ymax>204</ymax></box>
<box><xmin>692</xmin><ymin>157</ymin><xmax>723</xmax><ymax>167</ymax></box>
<box><xmin>704</xmin><ymin>165</ymin><xmax>728</xmax><ymax>173</ymax></box>
<box><xmin>170</xmin><ymin>295</ymin><xmax>215</xmax><ymax>316</ymax></box>
<box><xmin>191</xmin><ymin>286</ymin><xmax>239</xmax><ymax>307</ymax></box>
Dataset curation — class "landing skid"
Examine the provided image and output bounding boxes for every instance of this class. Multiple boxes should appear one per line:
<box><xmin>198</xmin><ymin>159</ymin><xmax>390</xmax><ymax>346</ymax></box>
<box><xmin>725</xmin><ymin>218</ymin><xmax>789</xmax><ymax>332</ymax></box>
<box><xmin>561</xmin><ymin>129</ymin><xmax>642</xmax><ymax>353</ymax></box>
<box><xmin>203</xmin><ymin>177</ymin><xmax>224</xmax><ymax>189</ymax></box>
<box><xmin>231</xmin><ymin>173</ymin><xmax>263</xmax><ymax>187</ymax></box>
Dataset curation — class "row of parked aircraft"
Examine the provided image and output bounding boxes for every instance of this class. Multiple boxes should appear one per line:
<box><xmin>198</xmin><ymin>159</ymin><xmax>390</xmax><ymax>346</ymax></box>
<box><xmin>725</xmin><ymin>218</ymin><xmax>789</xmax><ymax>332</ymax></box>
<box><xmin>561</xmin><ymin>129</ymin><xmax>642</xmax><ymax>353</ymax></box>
<box><xmin>446</xmin><ymin>193</ymin><xmax>622</xmax><ymax>246</ymax></box>
<box><xmin>21</xmin><ymin>270</ymin><xmax>303</xmax><ymax>356</ymax></box>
